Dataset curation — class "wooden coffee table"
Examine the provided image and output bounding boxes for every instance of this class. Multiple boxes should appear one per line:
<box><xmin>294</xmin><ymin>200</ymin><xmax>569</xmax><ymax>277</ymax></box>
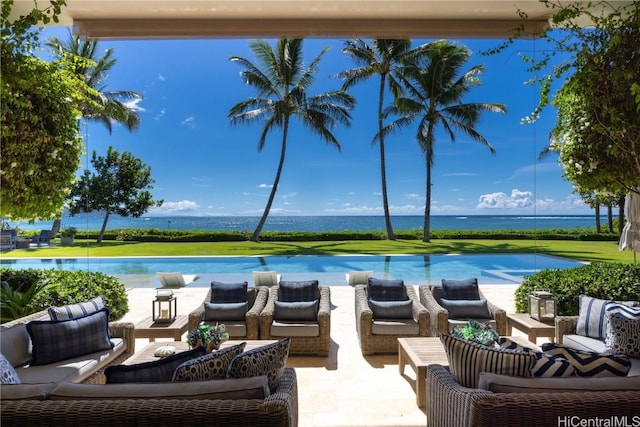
<box><xmin>134</xmin><ymin>315</ymin><xmax>189</xmax><ymax>342</ymax></box>
<box><xmin>506</xmin><ymin>313</ymin><xmax>555</xmax><ymax>343</ymax></box>
<box><xmin>126</xmin><ymin>340</ymin><xmax>278</xmax><ymax>364</ymax></box>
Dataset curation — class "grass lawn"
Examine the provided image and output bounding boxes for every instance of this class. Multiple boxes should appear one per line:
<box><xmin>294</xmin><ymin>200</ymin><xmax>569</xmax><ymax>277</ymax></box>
<box><xmin>4</xmin><ymin>238</ymin><xmax>633</xmax><ymax>264</ymax></box>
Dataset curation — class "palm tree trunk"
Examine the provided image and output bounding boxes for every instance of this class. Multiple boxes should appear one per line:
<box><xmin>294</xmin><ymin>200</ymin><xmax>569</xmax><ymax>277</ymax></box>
<box><xmin>98</xmin><ymin>211</ymin><xmax>110</xmax><ymax>244</ymax></box>
<box><xmin>51</xmin><ymin>218</ymin><xmax>62</xmax><ymax>237</ymax></box>
<box><xmin>378</xmin><ymin>75</ymin><xmax>395</xmax><ymax>240</ymax></box>
<box><xmin>607</xmin><ymin>204</ymin><xmax>613</xmax><ymax>232</ymax></box>
<box><xmin>423</xmin><ymin>156</ymin><xmax>432</xmax><ymax>243</ymax></box>
<box><xmin>618</xmin><ymin>195</ymin><xmax>625</xmax><ymax>235</ymax></box>
<box><xmin>251</xmin><ymin>118</ymin><xmax>289</xmax><ymax>242</ymax></box>
<box><xmin>595</xmin><ymin>203</ymin><xmax>601</xmax><ymax>233</ymax></box>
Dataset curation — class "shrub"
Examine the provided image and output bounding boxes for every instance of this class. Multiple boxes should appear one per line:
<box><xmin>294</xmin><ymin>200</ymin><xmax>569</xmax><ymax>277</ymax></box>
<box><xmin>515</xmin><ymin>263</ymin><xmax>640</xmax><ymax>316</ymax></box>
<box><xmin>0</xmin><ymin>268</ymin><xmax>129</xmax><ymax>322</ymax></box>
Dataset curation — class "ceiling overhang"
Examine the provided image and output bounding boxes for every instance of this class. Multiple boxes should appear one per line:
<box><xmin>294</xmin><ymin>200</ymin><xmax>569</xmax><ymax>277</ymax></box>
<box><xmin>9</xmin><ymin>0</ymin><xmax>558</xmax><ymax>39</ymax></box>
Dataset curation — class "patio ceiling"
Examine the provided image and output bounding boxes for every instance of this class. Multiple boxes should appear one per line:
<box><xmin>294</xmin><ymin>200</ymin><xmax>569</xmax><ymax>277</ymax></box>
<box><xmin>9</xmin><ymin>0</ymin><xmax>563</xmax><ymax>39</ymax></box>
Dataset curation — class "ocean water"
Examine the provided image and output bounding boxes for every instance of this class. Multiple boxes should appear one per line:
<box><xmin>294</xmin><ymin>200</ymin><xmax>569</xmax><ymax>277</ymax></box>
<box><xmin>15</xmin><ymin>214</ymin><xmax>599</xmax><ymax>232</ymax></box>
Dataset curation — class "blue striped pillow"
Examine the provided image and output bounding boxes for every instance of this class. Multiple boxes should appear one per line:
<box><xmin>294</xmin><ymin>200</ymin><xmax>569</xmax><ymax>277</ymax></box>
<box><xmin>48</xmin><ymin>296</ymin><xmax>105</xmax><ymax>321</ymax></box>
<box><xmin>576</xmin><ymin>295</ymin><xmax>638</xmax><ymax>339</ymax></box>
<box><xmin>441</xmin><ymin>334</ymin><xmax>535</xmax><ymax>388</ymax></box>
<box><xmin>541</xmin><ymin>343</ymin><xmax>631</xmax><ymax>377</ymax></box>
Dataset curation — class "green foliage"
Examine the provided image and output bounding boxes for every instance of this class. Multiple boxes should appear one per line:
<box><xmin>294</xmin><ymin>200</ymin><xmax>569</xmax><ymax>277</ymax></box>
<box><xmin>515</xmin><ymin>263</ymin><xmax>640</xmax><ymax>316</ymax></box>
<box><xmin>68</xmin><ymin>146</ymin><xmax>162</xmax><ymax>243</ymax></box>
<box><xmin>0</xmin><ymin>278</ymin><xmax>49</xmax><ymax>322</ymax></box>
<box><xmin>0</xmin><ymin>268</ymin><xmax>129</xmax><ymax>321</ymax></box>
<box><xmin>0</xmin><ymin>0</ymin><xmax>93</xmax><ymax>221</ymax></box>
<box><xmin>60</xmin><ymin>226</ymin><xmax>77</xmax><ymax>237</ymax></box>
<box><xmin>452</xmin><ymin>320</ymin><xmax>499</xmax><ymax>346</ymax></box>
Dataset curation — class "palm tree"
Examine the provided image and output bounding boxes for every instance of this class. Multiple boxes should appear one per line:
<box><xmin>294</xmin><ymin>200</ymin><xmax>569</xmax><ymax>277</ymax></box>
<box><xmin>387</xmin><ymin>40</ymin><xmax>506</xmax><ymax>242</ymax></box>
<box><xmin>229</xmin><ymin>38</ymin><xmax>355</xmax><ymax>242</ymax></box>
<box><xmin>337</xmin><ymin>39</ymin><xmax>414</xmax><ymax>240</ymax></box>
<box><xmin>46</xmin><ymin>31</ymin><xmax>142</xmax><ymax>133</ymax></box>
<box><xmin>46</xmin><ymin>31</ymin><xmax>143</xmax><ymax>235</ymax></box>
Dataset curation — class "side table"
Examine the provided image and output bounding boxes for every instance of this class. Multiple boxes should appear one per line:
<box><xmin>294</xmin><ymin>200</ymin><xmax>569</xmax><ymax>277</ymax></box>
<box><xmin>506</xmin><ymin>313</ymin><xmax>555</xmax><ymax>344</ymax></box>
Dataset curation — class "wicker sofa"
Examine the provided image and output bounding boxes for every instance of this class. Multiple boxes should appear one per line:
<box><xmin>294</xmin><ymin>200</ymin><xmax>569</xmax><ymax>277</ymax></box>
<box><xmin>1</xmin><ymin>367</ymin><xmax>299</xmax><ymax>427</ymax></box>
<box><xmin>426</xmin><ymin>363</ymin><xmax>640</xmax><ymax>427</ymax></box>
<box><xmin>0</xmin><ymin>308</ymin><xmax>135</xmax><ymax>385</ymax></box>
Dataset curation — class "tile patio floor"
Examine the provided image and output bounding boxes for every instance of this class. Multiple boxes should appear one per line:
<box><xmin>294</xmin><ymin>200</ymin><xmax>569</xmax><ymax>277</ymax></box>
<box><xmin>120</xmin><ymin>284</ymin><xmax>528</xmax><ymax>427</ymax></box>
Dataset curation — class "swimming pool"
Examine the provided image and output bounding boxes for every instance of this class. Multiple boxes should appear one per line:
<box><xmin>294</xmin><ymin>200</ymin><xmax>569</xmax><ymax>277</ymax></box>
<box><xmin>0</xmin><ymin>254</ymin><xmax>585</xmax><ymax>288</ymax></box>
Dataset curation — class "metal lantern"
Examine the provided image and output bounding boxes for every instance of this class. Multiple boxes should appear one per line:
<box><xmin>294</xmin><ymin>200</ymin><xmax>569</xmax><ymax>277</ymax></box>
<box><xmin>528</xmin><ymin>290</ymin><xmax>556</xmax><ymax>323</ymax></box>
<box><xmin>153</xmin><ymin>289</ymin><xmax>176</xmax><ymax>323</ymax></box>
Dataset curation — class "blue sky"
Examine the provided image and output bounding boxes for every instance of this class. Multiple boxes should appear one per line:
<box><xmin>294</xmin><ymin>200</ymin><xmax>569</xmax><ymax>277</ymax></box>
<box><xmin>41</xmin><ymin>27</ymin><xmax>590</xmax><ymax>217</ymax></box>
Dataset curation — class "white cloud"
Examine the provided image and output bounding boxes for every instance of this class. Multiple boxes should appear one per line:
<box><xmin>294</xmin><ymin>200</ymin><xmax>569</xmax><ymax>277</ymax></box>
<box><xmin>158</xmin><ymin>74</ymin><xmax>166</xmax><ymax>81</ymax></box>
<box><xmin>404</xmin><ymin>193</ymin><xmax>422</xmax><ymax>200</ymax></box>
<box><xmin>151</xmin><ymin>200</ymin><xmax>199</xmax><ymax>213</ymax></box>
<box><xmin>258</xmin><ymin>183</ymin><xmax>273</xmax><ymax>189</ymax></box>
<box><xmin>154</xmin><ymin>108</ymin><xmax>166</xmax><ymax>121</ymax></box>
<box><xmin>123</xmin><ymin>97</ymin><xmax>145</xmax><ymax>112</ymax></box>
<box><xmin>324</xmin><ymin>204</ymin><xmax>423</xmax><ymax>215</ymax></box>
<box><xmin>476</xmin><ymin>189</ymin><xmax>535</xmax><ymax>209</ymax></box>
<box><xmin>508</xmin><ymin>162</ymin><xmax>559</xmax><ymax>180</ymax></box>
<box><xmin>181</xmin><ymin>116</ymin><xmax>195</xmax><ymax>128</ymax></box>
<box><xmin>280</xmin><ymin>192</ymin><xmax>298</xmax><ymax>199</ymax></box>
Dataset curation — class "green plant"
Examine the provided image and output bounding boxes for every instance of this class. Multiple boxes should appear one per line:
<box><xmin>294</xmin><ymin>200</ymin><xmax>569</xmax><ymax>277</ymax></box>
<box><xmin>451</xmin><ymin>319</ymin><xmax>499</xmax><ymax>347</ymax></box>
<box><xmin>186</xmin><ymin>323</ymin><xmax>229</xmax><ymax>349</ymax></box>
<box><xmin>60</xmin><ymin>227</ymin><xmax>77</xmax><ymax>238</ymax></box>
<box><xmin>0</xmin><ymin>279</ymin><xmax>49</xmax><ymax>322</ymax></box>
<box><xmin>515</xmin><ymin>263</ymin><xmax>640</xmax><ymax>316</ymax></box>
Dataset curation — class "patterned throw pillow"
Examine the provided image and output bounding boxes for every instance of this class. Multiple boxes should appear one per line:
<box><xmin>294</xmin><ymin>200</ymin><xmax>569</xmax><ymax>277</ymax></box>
<box><xmin>605</xmin><ymin>312</ymin><xmax>640</xmax><ymax>358</ymax></box>
<box><xmin>172</xmin><ymin>342</ymin><xmax>246</xmax><ymax>382</ymax></box>
<box><xmin>541</xmin><ymin>342</ymin><xmax>631</xmax><ymax>377</ymax></box>
<box><xmin>105</xmin><ymin>347</ymin><xmax>206</xmax><ymax>383</ymax></box>
<box><xmin>441</xmin><ymin>278</ymin><xmax>480</xmax><ymax>300</ymax></box>
<box><xmin>576</xmin><ymin>295</ymin><xmax>638</xmax><ymax>339</ymax></box>
<box><xmin>48</xmin><ymin>296</ymin><xmax>105</xmax><ymax>321</ymax></box>
<box><xmin>210</xmin><ymin>281</ymin><xmax>248</xmax><ymax>303</ymax></box>
<box><xmin>441</xmin><ymin>298</ymin><xmax>491</xmax><ymax>319</ymax></box>
<box><xmin>0</xmin><ymin>354</ymin><xmax>20</xmax><ymax>384</ymax></box>
<box><xmin>441</xmin><ymin>334</ymin><xmax>534</xmax><ymax>388</ymax></box>
<box><xmin>367</xmin><ymin>278</ymin><xmax>406</xmax><ymax>301</ymax></box>
<box><xmin>278</xmin><ymin>281</ymin><xmax>319</xmax><ymax>302</ymax></box>
<box><xmin>228</xmin><ymin>337</ymin><xmax>290</xmax><ymax>391</ymax></box>
<box><xmin>604</xmin><ymin>302</ymin><xmax>640</xmax><ymax>336</ymax></box>
<box><xmin>27</xmin><ymin>308</ymin><xmax>113</xmax><ymax>366</ymax></box>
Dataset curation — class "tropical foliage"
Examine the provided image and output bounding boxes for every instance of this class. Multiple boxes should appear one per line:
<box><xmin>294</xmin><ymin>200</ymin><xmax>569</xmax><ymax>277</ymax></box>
<box><xmin>386</xmin><ymin>40</ymin><xmax>506</xmax><ymax>242</ymax></box>
<box><xmin>338</xmin><ymin>39</ymin><xmax>416</xmax><ymax>240</ymax></box>
<box><xmin>0</xmin><ymin>0</ymin><xmax>91</xmax><ymax>221</ymax></box>
<box><xmin>67</xmin><ymin>146</ymin><xmax>162</xmax><ymax>243</ymax></box>
<box><xmin>228</xmin><ymin>38</ymin><xmax>355</xmax><ymax>241</ymax></box>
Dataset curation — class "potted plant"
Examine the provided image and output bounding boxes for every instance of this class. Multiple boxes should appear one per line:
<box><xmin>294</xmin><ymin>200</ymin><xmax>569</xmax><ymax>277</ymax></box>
<box><xmin>452</xmin><ymin>319</ymin><xmax>499</xmax><ymax>347</ymax></box>
<box><xmin>186</xmin><ymin>323</ymin><xmax>229</xmax><ymax>352</ymax></box>
<box><xmin>60</xmin><ymin>227</ymin><xmax>77</xmax><ymax>246</ymax></box>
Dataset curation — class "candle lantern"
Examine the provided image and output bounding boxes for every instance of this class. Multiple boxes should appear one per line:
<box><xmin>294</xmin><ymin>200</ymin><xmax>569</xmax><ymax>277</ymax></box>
<box><xmin>153</xmin><ymin>289</ymin><xmax>176</xmax><ymax>323</ymax></box>
<box><xmin>528</xmin><ymin>290</ymin><xmax>556</xmax><ymax>323</ymax></box>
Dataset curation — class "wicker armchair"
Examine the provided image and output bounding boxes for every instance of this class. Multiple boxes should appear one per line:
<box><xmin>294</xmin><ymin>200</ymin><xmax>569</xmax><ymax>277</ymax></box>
<box><xmin>188</xmin><ymin>287</ymin><xmax>269</xmax><ymax>340</ymax></box>
<box><xmin>260</xmin><ymin>285</ymin><xmax>331</xmax><ymax>356</ymax></box>
<box><xmin>419</xmin><ymin>285</ymin><xmax>507</xmax><ymax>336</ymax></box>
<box><xmin>355</xmin><ymin>284</ymin><xmax>430</xmax><ymax>355</ymax></box>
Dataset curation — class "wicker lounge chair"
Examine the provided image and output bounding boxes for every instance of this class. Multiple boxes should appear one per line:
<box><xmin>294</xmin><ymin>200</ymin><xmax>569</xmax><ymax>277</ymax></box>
<box><xmin>260</xmin><ymin>283</ymin><xmax>331</xmax><ymax>356</ymax></box>
<box><xmin>419</xmin><ymin>282</ymin><xmax>507</xmax><ymax>336</ymax></box>
<box><xmin>354</xmin><ymin>283</ymin><xmax>430</xmax><ymax>355</ymax></box>
<box><xmin>188</xmin><ymin>286</ymin><xmax>269</xmax><ymax>339</ymax></box>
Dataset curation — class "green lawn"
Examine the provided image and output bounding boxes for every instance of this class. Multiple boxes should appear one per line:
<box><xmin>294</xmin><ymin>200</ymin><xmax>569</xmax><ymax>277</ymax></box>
<box><xmin>4</xmin><ymin>238</ymin><xmax>633</xmax><ymax>264</ymax></box>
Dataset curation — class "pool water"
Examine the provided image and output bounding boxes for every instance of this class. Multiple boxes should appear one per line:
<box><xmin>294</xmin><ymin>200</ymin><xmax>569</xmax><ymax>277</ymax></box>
<box><xmin>0</xmin><ymin>254</ymin><xmax>585</xmax><ymax>288</ymax></box>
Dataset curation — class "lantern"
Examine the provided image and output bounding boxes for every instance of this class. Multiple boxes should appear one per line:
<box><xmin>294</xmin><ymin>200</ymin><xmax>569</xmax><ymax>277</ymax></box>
<box><xmin>528</xmin><ymin>290</ymin><xmax>556</xmax><ymax>323</ymax></box>
<box><xmin>153</xmin><ymin>289</ymin><xmax>176</xmax><ymax>323</ymax></box>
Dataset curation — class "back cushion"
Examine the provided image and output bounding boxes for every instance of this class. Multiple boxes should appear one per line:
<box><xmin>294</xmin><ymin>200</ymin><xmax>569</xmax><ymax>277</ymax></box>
<box><xmin>48</xmin><ymin>296</ymin><xmax>105</xmax><ymax>321</ymax></box>
<box><xmin>278</xmin><ymin>280</ymin><xmax>319</xmax><ymax>302</ymax></box>
<box><xmin>367</xmin><ymin>278</ymin><xmax>406</xmax><ymax>301</ymax></box>
<box><xmin>441</xmin><ymin>278</ymin><xmax>480</xmax><ymax>300</ymax></box>
<box><xmin>0</xmin><ymin>324</ymin><xmax>32</xmax><ymax>367</ymax></box>
<box><xmin>210</xmin><ymin>281</ymin><xmax>248</xmax><ymax>303</ymax></box>
<box><xmin>576</xmin><ymin>295</ymin><xmax>638</xmax><ymax>339</ymax></box>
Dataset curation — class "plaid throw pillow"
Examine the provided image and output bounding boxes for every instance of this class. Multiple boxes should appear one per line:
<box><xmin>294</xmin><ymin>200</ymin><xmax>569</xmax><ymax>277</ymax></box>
<box><xmin>27</xmin><ymin>308</ymin><xmax>113</xmax><ymax>366</ymax></box>
<box><xmin>367</xmin><ymin>278</ymin><xmax>406</xmax><ymax>301</ymax></box>
<box><xmin>441</xmin><ymin>278</ymin><xmax>480</xmax><ymax>300</ymax></box>
<box><xmin>48</xmin><ymin>296</ymin><xmax>105</xmax><ymax>320</ymax></box>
